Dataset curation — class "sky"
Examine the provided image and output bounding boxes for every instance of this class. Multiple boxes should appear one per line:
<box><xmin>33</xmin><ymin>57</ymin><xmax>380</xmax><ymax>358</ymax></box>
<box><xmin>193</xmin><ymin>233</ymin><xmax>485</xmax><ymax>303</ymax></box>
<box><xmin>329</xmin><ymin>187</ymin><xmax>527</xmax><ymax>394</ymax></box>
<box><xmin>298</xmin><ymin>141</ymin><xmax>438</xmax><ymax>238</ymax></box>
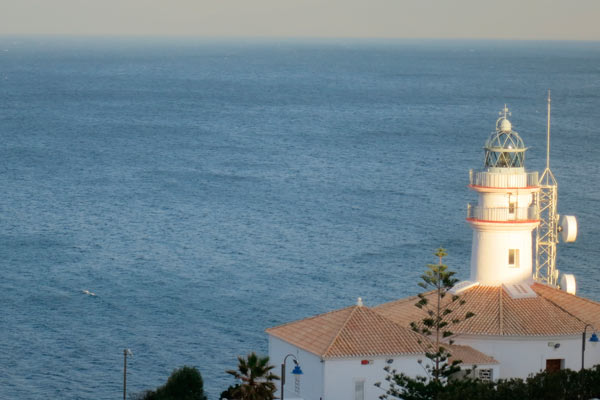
<box><xmin>1</xmin><ymin>0</ymin><xmax>599</xmax><ymax>40</ymax></box>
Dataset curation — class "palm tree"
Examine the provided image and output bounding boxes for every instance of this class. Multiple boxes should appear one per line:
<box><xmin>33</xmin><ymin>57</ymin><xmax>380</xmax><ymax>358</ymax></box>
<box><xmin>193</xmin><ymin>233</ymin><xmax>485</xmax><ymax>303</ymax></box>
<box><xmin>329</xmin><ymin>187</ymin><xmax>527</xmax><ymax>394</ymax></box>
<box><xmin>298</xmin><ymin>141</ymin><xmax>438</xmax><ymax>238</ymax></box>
<box><xmin>225</xmin><ymin>352</ymin><xmax>279</xmax><ymax>400</ymax></box>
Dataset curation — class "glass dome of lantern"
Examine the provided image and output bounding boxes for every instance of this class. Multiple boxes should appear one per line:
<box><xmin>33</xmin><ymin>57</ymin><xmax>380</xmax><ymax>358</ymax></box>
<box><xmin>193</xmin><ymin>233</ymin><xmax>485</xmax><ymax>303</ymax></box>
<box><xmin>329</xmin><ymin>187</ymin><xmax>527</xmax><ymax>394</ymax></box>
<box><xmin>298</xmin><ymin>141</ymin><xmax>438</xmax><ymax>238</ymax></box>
<box><xmin>484</xmin><ymin>105</ymin><xmax>527</xmax><ymax>169</ymax></box>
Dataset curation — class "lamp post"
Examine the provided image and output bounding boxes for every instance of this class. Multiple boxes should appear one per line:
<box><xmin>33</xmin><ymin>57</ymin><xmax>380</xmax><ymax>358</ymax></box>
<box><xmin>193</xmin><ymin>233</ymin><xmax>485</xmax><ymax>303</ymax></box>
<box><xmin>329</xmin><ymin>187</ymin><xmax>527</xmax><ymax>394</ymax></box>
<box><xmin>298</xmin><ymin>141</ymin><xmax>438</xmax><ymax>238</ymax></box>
<box><xmin>123</xmin><ymin>349</ymin><xmax>133</xmax><ymax>400</ymax></box>
<box><xmin>582</xmin><ymin>324</ymin><xmax>598</xmax><ymax>370</ymax></box>
<box><xmin>281</xmin><ymin>354</ymin><xmax>303</xmax><ymax>400</ymax></box>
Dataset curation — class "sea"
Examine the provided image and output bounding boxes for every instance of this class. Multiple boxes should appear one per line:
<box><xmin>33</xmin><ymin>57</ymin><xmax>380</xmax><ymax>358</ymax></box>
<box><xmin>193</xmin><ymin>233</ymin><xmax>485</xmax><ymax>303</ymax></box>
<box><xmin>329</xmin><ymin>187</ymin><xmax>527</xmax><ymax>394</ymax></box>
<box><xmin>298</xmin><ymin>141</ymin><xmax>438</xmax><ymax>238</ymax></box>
<box><xmin>1</xmin><ymin>37</ymin><xmax>599</xmax><ymax>399</ymax></box>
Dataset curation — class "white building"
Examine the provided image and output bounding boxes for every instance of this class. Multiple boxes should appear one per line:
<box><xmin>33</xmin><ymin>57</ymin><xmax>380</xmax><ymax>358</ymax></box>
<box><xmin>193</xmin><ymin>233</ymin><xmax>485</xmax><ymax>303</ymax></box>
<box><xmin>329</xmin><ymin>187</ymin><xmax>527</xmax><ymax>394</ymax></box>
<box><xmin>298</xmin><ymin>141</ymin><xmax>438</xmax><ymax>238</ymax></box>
<box><xmin>267</xmin><ymin>106</ymin><xmax>600</xmax><ymax>400</ymax></box>
<box><xmin>267</xmin><ymin>300</ymin><xmax>498</xmax><ymax>400</ymax></box>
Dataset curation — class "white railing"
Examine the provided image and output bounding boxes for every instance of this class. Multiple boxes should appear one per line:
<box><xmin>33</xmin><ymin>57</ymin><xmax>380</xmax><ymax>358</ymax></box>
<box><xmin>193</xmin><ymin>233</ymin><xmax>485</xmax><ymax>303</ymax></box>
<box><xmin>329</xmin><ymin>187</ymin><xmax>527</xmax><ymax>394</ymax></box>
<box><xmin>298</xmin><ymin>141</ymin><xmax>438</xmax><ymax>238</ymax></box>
<box><xmin>467</xmin><ymin>204</ymin><xmax>539</xmax><ymax>222</ymax></box>
<box><xmin>469</xmin><ymin>170</ymin><xmax>539</xmax><ymax>188</ymax></box>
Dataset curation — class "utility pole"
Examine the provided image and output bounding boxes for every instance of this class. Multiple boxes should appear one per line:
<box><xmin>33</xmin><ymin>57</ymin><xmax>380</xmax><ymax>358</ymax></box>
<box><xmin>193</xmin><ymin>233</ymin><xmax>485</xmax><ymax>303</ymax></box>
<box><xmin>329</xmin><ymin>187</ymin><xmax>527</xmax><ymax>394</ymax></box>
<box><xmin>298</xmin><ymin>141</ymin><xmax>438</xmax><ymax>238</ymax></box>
<box><xmin>123</xmin><ymin>349</ymin><xmax>133</xmax><ymax>400</ymax></box>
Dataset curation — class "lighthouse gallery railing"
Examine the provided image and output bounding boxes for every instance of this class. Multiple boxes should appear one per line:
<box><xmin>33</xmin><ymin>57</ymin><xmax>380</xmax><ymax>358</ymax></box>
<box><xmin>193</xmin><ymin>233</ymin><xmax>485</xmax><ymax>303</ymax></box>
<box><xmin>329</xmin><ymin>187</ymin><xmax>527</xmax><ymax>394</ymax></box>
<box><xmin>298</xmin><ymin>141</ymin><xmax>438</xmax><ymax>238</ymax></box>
<box><xmin>469</xmin><ymin>170</ymin><xmax>539</xmax><ymax>188</ymax></box>
<box><xmin>467</xmin><ymin>204</ymin><xmax>539</xmax><ymax>222</ymax></box>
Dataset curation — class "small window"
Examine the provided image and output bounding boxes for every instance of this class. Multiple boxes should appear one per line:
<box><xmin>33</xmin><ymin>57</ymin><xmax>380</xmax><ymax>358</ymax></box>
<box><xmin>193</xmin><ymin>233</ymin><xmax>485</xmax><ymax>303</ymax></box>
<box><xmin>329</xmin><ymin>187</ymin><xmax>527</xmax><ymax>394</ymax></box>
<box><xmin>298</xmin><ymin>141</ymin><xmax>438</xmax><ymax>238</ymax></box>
<box><xmin>354</xmin><ymin>380</ymin><xmax>365</xmax><ymax>400</ymax></box>
<box><xmin>509</xmin><ymin>202</ymin><xmax>515</xmax><ymax>214</ymax></box>
<box><xmin>508</xmin><ymin>249</ymin><xmax>520</xmax><ymax>268</ymax></box>
<box><xmin>478</xmin><ymin>368</ymin><xmax>493</xmax><ymax>382</ymax></box>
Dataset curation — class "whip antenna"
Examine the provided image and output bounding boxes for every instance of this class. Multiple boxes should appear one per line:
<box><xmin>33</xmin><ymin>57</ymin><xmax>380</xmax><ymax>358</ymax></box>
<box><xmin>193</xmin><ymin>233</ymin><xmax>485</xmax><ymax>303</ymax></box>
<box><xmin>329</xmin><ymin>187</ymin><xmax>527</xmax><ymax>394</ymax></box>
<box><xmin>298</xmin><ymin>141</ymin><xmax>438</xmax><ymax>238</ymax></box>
<box><xmin>535</xmin><ymin>90</ymin><xmax>559</xmax><ymax>286</ymax></box>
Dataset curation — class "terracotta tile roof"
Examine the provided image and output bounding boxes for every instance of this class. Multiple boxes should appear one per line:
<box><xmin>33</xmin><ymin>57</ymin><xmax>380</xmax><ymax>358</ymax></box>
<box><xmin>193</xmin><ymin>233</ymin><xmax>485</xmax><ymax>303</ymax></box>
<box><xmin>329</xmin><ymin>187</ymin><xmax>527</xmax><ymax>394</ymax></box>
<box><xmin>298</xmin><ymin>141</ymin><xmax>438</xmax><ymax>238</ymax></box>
<box><xmin>267</xmin><ymin>305</ymin><xmax>429</xmax><ymax>358</ymax></box>
<box><xmin>447</xmin><ymin>344</ymin><xmax>498</xmax><ymax>365</ymax></box>
<box><xmin>267</xmin><ymin>304</ymin><xmax>498</xmax><ymax>364</ymax></box>
<box><xmin>374</xmin><ymin>283</ymin><xmax>600</xmax><ymax>336</ymax></box>
<box><xmin>266</xmin><ymin>306</ymin><xmax>355</xmax><ymax>358</ymax></box>
<box><xmin>531</xmin><ymin>283</ymin><xmax>600</xmax><ymax>328</ymax></box>
<box><xmin>266</xmin><ymin>282</ymin><xmax>598</xmax><ymax>360</ymax></box>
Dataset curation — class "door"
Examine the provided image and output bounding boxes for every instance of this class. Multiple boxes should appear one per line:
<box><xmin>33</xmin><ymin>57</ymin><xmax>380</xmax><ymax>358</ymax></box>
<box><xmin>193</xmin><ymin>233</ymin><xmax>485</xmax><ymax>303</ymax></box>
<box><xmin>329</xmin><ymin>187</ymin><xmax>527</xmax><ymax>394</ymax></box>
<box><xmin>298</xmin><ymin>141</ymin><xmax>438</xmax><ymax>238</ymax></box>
<box><xmin>546</xmin><ymin>359</ymin><xmax>562</xmax><ymax>373</ymax></box>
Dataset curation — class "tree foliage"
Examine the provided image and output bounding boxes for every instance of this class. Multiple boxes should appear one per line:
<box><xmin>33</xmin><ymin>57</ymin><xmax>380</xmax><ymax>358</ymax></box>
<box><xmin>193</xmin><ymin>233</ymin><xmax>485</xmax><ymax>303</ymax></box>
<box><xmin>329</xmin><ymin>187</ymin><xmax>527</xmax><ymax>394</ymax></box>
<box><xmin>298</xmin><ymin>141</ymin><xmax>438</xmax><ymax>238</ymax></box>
<box><xmin>378</xmin><ymin>357</ymin><xmax>600</xmax><ymax>400</ymax></box>
<box><xmin>219</xmin><ymin>384</ymin><xmax>241</xmax><ymax>400</ymax></box>
<box><xmin>377</xmin><ymin>248</ymin><xmax>475</xmax><ymax>399</ymax></box>
<box><xmin>375</xmin><ymin>249</ymin><xmax>600</xmax><ymax>400</ymax></box>
<box><xmin>410</xmin><ymin>248</ymin><xmax>474</xmax><ymax>381</ymax></box>
<box><xmin>438</xmin><ymin>366</ymin><xmax>600</xmax><ymax>400</ymax></box>
<box><xmin>134</xmin><ymin>366</ymin><xmax>207</xmax><ymax>400</ymax></box>
<box><xmin>224</xmin><ymin>352</ymin><xmax>279</xmax><ymax>400</ymax></box>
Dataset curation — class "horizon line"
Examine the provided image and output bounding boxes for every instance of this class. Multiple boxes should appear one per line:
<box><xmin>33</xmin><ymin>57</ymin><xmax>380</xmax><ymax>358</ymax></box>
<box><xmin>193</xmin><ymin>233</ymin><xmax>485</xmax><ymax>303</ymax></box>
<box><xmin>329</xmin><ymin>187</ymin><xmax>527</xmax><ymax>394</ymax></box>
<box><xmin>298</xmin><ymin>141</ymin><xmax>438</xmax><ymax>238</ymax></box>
<box><xmin>1</xmin><ymin>34</ymin><xmax>599</xmax><ymax>44</ymax></box>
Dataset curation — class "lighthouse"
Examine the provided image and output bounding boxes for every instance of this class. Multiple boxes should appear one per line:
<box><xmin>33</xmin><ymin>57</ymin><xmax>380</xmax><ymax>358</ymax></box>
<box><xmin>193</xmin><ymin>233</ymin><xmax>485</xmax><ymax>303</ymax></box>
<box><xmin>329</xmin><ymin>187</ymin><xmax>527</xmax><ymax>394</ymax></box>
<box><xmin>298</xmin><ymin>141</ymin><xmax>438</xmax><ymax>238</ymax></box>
<box><xmin>268</xmin><ymin>101</ymin><xmax>600</xmax><ymax>396</ymax></box>
<box><xmin>467</xmin><ymin>106</ymin><xmax>540</xmax><ymax>286</ymax></box>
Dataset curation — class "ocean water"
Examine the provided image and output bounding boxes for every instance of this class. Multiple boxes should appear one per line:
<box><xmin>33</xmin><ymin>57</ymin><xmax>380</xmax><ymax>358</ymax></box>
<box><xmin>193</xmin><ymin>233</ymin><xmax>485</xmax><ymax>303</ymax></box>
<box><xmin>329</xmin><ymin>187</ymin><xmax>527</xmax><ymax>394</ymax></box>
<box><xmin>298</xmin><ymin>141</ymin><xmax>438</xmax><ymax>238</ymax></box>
<box><xmin>0</xmin><ymin>37</ymin><xmax>599</xmax><ymax>399</ymax></box>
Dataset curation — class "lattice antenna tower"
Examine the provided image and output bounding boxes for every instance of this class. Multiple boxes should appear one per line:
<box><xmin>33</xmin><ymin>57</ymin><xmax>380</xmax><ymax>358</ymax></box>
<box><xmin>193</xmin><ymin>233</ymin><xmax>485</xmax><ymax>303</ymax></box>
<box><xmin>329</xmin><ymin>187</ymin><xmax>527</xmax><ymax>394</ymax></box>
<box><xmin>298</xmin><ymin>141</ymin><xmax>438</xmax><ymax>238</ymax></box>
<box><xmin>535</xmin><ymin>90</ymin><xmax>559</xmax><ymax>286</ymax></box>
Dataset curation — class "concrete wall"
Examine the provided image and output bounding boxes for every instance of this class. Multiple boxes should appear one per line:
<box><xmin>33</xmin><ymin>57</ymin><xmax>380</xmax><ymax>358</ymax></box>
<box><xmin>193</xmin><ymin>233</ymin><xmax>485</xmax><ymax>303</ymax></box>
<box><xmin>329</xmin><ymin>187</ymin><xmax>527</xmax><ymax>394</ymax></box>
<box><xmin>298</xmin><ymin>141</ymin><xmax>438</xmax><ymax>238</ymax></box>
<box><xmin>455</xmin><ymin>334</ymin><xmax>600</xmax><ymax>378</ymax></box>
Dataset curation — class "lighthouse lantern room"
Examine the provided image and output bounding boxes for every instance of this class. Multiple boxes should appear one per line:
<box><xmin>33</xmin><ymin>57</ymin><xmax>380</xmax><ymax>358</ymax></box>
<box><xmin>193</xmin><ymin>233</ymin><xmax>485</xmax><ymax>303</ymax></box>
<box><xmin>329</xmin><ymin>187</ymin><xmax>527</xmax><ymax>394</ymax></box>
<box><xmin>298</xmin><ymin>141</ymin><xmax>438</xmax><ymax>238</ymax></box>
<box><xmin>467</xmin><ymin>106</ymin><xmax>540</xmax><ymax>286</ymax></box>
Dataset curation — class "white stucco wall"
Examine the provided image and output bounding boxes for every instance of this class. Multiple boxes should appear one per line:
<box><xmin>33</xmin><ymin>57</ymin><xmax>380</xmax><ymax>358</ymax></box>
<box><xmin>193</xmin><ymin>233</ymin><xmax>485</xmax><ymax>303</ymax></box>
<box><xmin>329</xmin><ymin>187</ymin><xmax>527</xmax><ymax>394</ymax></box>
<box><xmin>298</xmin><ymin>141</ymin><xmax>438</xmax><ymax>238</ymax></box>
<box><xmin>478</xmin><ymin>191</ymin><xmax>534</xmax><ymax>210</ymax></box>
<box><xmin>469</xmin><ymin>173</ymin><xmax>539</xmax><ymax>286</ymax></box>
<box><xmin>323</xmin><ymin>355</ymin><xmax>425</xmax><ymax>400</ymax></box>
<box><xmin>269</xmin><ymin>332</ymin><xmax>600</xmax><ymax>398</ymax></box>
<box><xmin>268</xmin><ymin>335</ymin><xmax>436</xmax><ymax>400</ymax></box>
<box><xmin>322</xmin><ymin>355</ymin><xmax>497</xmax><ymax>400</ymax></box>
<box><xmin>269</xmin><ymin>335</ymin><xmax>500</xmax><ymax>400</ymax></box>
<box><xmin>454</xmin><ymin>334</ymin><xmax>600</xmax><ymax>378</ymax></box>
<box><xmin>269</xmin><ymin>336</ymin><xmax>324</xmax><ymax>400</ymax></box>
<box><xmin>469</xmin><ymin>226</ymin><xmax>537</xmax><ymax>285</ymax></box>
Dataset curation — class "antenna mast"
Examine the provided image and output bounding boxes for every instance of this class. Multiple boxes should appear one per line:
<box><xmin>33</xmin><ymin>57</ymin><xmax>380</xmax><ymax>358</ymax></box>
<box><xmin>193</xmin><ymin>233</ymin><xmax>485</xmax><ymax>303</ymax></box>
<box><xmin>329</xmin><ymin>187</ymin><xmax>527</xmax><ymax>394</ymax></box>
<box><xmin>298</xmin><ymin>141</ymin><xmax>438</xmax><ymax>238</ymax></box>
<box><xmin>546</xmin><ymin>92</ymin><xmax>551</xmax><ymax>170</ymax></box>
<box><xmin>535</xmin><ymin>90</ymin><xmax>559</xmax><ymax>286</ymax></box>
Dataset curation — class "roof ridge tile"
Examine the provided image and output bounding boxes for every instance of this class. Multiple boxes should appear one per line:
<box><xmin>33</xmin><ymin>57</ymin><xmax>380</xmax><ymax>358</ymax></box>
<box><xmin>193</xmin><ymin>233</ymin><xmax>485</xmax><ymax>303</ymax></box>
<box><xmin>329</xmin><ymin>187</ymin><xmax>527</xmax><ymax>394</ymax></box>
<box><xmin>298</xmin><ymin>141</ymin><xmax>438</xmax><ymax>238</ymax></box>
<box><xmin>322</xmin><ymin>305</ymin><xmax>359</xmax><ymax>357</ymax></box>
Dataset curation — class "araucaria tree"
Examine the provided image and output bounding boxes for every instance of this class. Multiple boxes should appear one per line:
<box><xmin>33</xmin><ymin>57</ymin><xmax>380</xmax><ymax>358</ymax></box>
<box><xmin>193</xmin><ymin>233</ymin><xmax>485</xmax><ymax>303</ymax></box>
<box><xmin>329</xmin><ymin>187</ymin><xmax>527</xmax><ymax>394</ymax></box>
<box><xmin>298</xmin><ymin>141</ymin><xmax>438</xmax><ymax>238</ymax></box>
<box><xmin>224</xmin><ymin>352</ymin><xmax>279</xmax><ymax>400</ymax></box>
<box><xmin>410</xmin><ymin>247</ymin><xmax>474</xmax><ymax>381</ymax></box>
<box><xmin>377</xmin><ymin>248</ymin><xmax>474</xmax><ymax>400</ymax></box>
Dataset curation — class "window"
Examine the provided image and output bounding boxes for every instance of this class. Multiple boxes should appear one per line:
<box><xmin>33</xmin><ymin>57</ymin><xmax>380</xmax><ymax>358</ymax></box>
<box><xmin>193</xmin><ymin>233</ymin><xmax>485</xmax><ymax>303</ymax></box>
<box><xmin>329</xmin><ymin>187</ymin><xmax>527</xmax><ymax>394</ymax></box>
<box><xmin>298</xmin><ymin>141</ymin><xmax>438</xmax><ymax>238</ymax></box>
<box><xmin>478</xmin><ymin>368</ymin><xmax>493</xmax><ymax>382</ymax></box>
<box><xmin>508</xmin><ymin>202</ymin><xmax>515</xmax><ymax>214</ymax></box>
<box><xmin>508</xmin><ymin>249</ymin><xmax>520</xmax><ymax>268</ymax></box>
<box><xmin>354</xmin><ymin>380</ymin><xmax>365</xmax><ymax>400</ymax></box>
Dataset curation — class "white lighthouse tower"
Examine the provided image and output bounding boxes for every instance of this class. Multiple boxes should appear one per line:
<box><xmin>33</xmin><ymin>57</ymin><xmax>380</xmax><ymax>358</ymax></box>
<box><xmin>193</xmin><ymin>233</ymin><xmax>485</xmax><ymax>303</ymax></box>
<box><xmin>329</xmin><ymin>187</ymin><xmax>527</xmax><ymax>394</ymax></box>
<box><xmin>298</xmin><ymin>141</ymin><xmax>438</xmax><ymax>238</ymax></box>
<box><xmin>467</xmin><ymin>106</ymin><xmax>540</xmax><ymax>286</ymax></box>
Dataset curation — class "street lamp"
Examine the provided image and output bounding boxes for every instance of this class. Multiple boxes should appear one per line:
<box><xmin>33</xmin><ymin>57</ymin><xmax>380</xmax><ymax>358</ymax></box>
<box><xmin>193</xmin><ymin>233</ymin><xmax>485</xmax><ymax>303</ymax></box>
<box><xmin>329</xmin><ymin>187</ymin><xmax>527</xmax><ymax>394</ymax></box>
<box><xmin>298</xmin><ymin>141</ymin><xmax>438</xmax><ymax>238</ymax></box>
<box><xmin>123</xmin><ymin>349</ymin><xmax>133</xmax><ymax>400</ymax></box>
<box><xmin>281</xmin><ymin>354</ymin><xmax>303</xmax><ymax>400</ymax></box>
<box><xmin>582</xmin><ymin>324</ymin><xmax>598</xmax><ymax>370</ymax></box>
